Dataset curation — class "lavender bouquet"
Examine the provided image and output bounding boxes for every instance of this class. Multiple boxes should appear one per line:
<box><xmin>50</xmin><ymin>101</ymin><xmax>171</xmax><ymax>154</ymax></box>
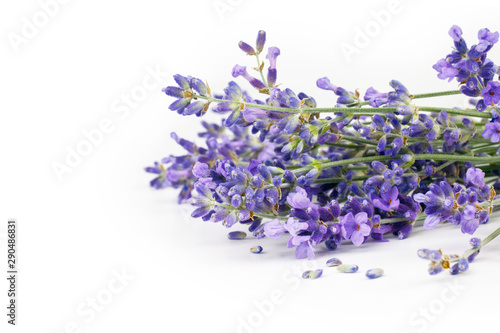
<box><xmin>145</xmin><ymin>26</ymin><xmax>500</xmax><ymax>276</ymax></box>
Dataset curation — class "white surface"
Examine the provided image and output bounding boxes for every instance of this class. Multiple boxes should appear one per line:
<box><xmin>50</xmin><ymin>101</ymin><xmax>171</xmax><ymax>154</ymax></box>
<box><xmin>2</xmin><ymin>0</ymin><xmax>500</xmax><ymax>332</ymax></box>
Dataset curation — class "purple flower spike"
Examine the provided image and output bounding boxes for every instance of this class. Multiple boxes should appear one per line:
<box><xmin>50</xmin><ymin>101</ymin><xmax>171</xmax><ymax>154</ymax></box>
<box><xmin>341</xmin><ymin>212</ymin><xmax>371</xmax><ymax>246</ymax></box>
<box><xmin>148</xmin><ymin>28</ymin><xmax>500</xmax><ymax>270</ymax></box>
<box><xmin>448</xmin><ymin>25</ymin><xmax>463</xmax><ymax>42</ymax></box>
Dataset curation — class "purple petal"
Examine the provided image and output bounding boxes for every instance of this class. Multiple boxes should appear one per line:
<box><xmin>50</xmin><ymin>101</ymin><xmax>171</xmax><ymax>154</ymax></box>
<box><xmin>351</xmin><ymin>231</ymin><xmax>365</xmax><ymax>246</ymax></box>
<box><xmin>354</xmin><ymin>212</ymin><xmax>368</xmax><ymax>225</ymax></box>
<box><xmin>423</xmin><ymin>215</ymin><xmax>441</xmax><ymax>230</ymax></box>
<box><xmin>358</xmin><ymin>223</ymin><xmax>371</xmax><ymax>237</ymax></box>
<box><xmin>448</xmin><ymin>25</ymin><xmax>463</xmax><ymax>42</ymax></box>
<box><xmin>295</xmin><ymin>241</ymin><xmax>315</xmax><ymax>260</ymax></box>
<box><xmin>263</xmin><ymin>219</ymin><xmax>286</xmax><ymax>239</ymax></box>
<box><xmin>461</xmin><ymin>218</ymin><xmax>479</xmax><ymax>235</ymax></box>
<box><xmin>287</xmin><ymin>187</ymin><xmax>310</xmax><ymax>209</ymax></box>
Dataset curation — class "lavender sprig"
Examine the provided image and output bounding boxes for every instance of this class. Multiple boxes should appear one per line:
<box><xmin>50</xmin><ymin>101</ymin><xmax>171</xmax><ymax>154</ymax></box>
<box><xmin>145</xmin><ymin>28</ymin><xmax>500</xmax><ymax>274</ymax></box>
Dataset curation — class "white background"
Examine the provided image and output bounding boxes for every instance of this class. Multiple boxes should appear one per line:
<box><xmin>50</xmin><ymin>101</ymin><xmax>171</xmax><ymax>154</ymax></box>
<box><xmin>2</xmin><ymin>0</ymin><xmax>500</xmax><ymax>332</ymax></box>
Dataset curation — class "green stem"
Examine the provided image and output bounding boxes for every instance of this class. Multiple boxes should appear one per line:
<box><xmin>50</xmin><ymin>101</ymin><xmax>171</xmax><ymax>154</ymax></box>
<box><xmin>314</xmin><ymin>171</ymin><xmax>428</xmax><ymax>184</ymax></box>
<box><xmin>478</xmin><ymin>198</ymin><xmax>500</xmax><ymax>207</ymax></box>
<box><xmin>292</xmin><ymin>154</ymin><xmax>500</xmax><ymax>175</ymax></box>
<box><xmin>417</xmin><ymin>107</ymin><xmax>490</xmax><ymax>118</ymax></box>
<box><xmin>253</xmin><ymin>212</ymin><xmax>284</xmax><ymax>220</ymax></box>
<box><xmin>302</xmin><ymin>106</ymin><xmax>491</xmax><ymax>119</ymax></box>
<box><xmin>338</xmin><ymin>136</ymin><xmax>378</xmax><ymax>146</ymax></box>
<box><xmin>380</xmin><ymin>215</ymin><xmax>426</xmax><ymax>225</ymax></box>
<box><xmin>411</xmin><ymin>90</ymin><xmax>462</xmax><ymax>99</ymax></box>
<box><xmin>480</xmin><ymin>226</ymin><xmax>500</xmax><ymax>247</ymax></box>
<box><xmin>194</xmin><ymin>93</ymin><xmax>492</xmax><ymax>119</ymax></box>
<box><xmin>324</xmin><ymin>143</ymin><xmax>368</xmax><ymax>149</ymax></box>
<box><xmin>433</xmin><ymin>160</ymin><xmax>456</xmax><ymax>173</ymax></box>
<box><xmin>218</xmin><ymin>202</ymin><xmax>285</xmax><ymax>221</ymax></box>
<box><xmin>255</xmin><ymin>53</ymin><xmax>268</xmax><ymax>88</ymax></box>
<box><xmin>379</xmin><ymin>198</ymin><xmax>500</xmax><ymax>226</ymax></box>
<box><xmin>313</xmin><ymin>176</ymin><xmax>369</xmax><ymax>183</ymax></box>
<box><xmin>472</xmin><ymin>146</ymin><xmax>499</xmax><ymax>154</ymax></box>
<box><xmin>456</xmin><ymin>225</ymin><xmax>500</xmax><ymax>263</ymax></box>
<box><xmin>348</xmin><ymin>165</ymin><xmax>370</xmax><ymax>170</ymax></box>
